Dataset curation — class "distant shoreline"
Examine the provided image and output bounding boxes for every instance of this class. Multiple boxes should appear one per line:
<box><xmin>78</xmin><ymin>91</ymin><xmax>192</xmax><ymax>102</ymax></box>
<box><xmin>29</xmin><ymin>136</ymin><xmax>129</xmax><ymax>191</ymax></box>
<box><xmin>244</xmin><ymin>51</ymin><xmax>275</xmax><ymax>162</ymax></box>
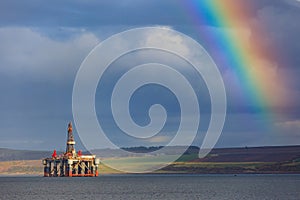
<box><xmin>1</xmin><ymin>145</ymin><xmax>300</xmax><ymax>175</ymax></box>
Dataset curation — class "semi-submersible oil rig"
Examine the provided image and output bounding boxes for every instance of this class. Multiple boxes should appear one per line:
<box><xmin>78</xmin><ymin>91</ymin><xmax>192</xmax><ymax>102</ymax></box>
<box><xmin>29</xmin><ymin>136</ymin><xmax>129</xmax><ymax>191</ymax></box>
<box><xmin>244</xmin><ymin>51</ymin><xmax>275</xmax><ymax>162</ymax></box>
<box><xmin>42</xmin><ymin>122</ymin><xmax>100</xmax><ymax>177</ymax></box>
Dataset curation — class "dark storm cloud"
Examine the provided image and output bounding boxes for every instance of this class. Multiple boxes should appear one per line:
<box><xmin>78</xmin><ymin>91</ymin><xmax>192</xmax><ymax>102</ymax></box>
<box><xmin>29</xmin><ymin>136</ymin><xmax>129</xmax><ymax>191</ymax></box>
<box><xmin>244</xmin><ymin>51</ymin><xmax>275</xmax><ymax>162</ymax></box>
<box><xmin>254</xmin><ymin>2</ymin><xmax>300</xmax><ymax>68</ymax></box>
<box><xmin>251</xmin><ymin>1</ymin><xmax>300</xmax><ymax>111</ymax></box>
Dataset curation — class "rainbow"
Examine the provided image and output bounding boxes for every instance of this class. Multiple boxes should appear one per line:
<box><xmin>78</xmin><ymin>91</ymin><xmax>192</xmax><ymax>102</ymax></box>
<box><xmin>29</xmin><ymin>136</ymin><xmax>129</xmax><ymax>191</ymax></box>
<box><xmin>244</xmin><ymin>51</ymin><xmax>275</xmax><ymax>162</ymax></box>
<box><xmin>180</xmin><ymin>0</ymin><xmax>287</xmax><ymax>113</ymax></box>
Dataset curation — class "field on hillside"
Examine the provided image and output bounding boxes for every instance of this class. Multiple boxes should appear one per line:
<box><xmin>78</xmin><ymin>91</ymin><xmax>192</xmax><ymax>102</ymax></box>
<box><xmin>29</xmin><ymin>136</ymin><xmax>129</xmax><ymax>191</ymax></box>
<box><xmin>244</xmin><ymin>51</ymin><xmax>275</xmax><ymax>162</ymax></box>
<box><xmin>0</xmin><ymin>160</ymin><xmax>43</xmax><ymax>175</ymax></box>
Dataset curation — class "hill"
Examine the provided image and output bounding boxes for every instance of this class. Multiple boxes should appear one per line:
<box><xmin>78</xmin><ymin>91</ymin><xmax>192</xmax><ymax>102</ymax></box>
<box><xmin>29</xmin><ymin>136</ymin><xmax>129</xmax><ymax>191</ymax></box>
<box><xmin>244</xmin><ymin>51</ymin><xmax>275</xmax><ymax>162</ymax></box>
<box><xmin>195</xmin><ymin>145</ymin><xmax>300</xmax><ymax>162</ymax></box>
<box><xmin>0</xmin><ymin>148</ymin><xmax>52</xmax><ymax>161</ymax></box>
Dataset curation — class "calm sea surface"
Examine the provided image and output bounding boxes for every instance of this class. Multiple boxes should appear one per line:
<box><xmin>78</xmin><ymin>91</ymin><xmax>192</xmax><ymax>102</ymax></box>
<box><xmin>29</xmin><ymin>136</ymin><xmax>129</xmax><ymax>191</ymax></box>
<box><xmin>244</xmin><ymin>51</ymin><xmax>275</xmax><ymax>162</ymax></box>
<box><xmin>0</xmin><ymin>174</ymin><xmax>299</xmax><ymax>200</ymax></box>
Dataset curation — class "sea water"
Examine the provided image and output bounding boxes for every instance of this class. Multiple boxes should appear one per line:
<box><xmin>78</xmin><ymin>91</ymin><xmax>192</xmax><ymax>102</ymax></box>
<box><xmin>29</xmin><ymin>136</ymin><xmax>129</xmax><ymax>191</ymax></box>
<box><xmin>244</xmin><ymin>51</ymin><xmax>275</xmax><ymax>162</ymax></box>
<box><xmin>0</xmin><ymin>174</ymin><xmax>299</xmax><ymax>200</ymax></box>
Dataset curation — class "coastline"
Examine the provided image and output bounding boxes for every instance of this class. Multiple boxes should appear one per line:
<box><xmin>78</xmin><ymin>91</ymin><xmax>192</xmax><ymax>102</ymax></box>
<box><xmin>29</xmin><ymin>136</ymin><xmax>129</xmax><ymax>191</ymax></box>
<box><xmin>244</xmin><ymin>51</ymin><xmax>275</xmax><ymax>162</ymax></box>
<box><xmin>1</xmin><ymin>145</ymin><xmax>300</xmax><ymax>176</ymax></box>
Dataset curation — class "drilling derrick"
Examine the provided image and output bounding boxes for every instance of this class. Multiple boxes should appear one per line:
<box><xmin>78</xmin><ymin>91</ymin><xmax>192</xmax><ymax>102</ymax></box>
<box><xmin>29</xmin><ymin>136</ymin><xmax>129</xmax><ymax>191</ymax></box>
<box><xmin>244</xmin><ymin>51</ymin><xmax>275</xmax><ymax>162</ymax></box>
<box><xmin>66</xmin><ymin>122</ymin><xmax>76</xmax><ymax>156</ymax></box>
<box><xmin>42</xmin><ymin>122</ymin><xmax>99</xmax><ymax>177</ymax></box>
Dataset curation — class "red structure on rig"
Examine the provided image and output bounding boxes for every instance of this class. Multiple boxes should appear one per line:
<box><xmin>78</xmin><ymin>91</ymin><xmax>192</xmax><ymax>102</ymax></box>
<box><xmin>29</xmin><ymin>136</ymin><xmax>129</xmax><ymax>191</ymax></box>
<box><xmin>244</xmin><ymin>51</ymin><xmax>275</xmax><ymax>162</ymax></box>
<box><xmin>42</xmin><ymin>122</ymin><xmax>99</xmax><ymax>177</ymax></box>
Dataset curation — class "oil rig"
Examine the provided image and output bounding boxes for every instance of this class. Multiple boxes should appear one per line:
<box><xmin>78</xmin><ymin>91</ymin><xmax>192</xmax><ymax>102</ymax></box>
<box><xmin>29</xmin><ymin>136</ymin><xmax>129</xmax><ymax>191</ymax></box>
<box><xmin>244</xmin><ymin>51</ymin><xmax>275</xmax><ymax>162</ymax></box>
<box><xmin>42</xmin><ymin>122</ymin><xmax>99</xmax><ymax>177</ymax></box>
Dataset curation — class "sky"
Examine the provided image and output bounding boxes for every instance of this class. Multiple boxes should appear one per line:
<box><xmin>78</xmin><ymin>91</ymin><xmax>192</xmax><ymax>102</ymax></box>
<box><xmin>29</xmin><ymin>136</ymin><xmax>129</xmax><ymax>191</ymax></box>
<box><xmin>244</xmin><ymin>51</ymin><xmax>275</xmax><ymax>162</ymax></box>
<box><xmin>0</xmin><ymin>0</ymin><xmax>300</xmax><ymax>151</ymax></box>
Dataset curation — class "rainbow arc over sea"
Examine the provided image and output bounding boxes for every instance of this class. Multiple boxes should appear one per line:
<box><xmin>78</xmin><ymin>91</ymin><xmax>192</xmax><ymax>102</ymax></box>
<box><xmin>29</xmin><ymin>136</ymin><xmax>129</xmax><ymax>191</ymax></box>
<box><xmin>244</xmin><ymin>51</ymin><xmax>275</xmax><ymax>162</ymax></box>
<box><xmin>181</xmin><ymin>0</ymin><xmax>287</xmax><ymax>117</ymax></box>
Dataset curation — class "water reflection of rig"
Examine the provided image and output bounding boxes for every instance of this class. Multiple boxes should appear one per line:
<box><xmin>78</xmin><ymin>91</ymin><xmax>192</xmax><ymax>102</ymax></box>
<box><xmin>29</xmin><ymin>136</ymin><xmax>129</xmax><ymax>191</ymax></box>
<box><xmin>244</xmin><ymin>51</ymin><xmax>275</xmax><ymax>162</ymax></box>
<box><xmin>42</xmin><ymin>122</ymin><xmax>99</xmax><ymax>177</ymax></box>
